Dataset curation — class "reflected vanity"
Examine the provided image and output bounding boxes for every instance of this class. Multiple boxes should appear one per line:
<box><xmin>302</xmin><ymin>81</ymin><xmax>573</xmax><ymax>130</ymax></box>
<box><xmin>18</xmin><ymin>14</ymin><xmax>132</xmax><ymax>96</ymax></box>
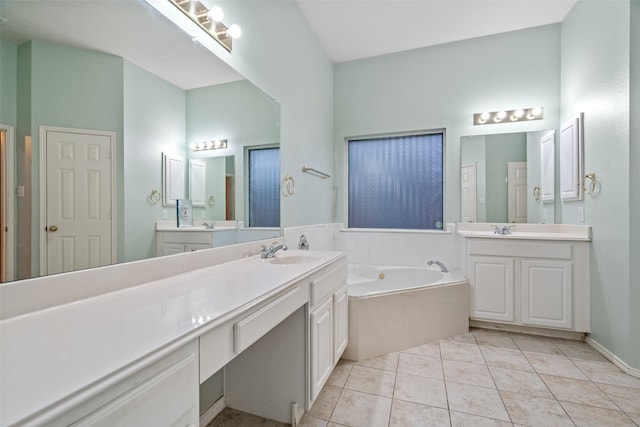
<box><xmin>0</xmin><ymin>1</ymin><xmax>281</xmax><ymax>282</ymax></box>
<box><xmin>460</xmin><ymin>130</ymin><xmax>556</xmax><ymax>225</ymax></box>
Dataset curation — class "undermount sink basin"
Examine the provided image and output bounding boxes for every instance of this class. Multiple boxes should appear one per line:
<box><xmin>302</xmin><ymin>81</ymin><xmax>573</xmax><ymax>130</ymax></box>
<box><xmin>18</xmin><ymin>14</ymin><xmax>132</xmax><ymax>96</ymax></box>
<box><xmin>268</xmin><ymin>255</ymin><xmax>320</xmax><ymax>265</ymax></box>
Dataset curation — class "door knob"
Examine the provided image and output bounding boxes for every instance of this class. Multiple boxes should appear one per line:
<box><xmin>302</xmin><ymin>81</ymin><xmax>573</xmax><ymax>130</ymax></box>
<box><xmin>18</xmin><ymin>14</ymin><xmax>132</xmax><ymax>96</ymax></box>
<box><xmin>48</xmin><ymin>225</ymin><xmax>58</xmax><ymax>232</ymax></box>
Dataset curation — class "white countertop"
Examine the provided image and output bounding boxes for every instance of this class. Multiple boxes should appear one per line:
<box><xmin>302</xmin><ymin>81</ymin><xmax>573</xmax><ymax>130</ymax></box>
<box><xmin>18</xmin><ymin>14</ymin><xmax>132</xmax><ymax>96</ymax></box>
<box><xmin>455</xmin><ymin>223</ymin><xmax>591</xmax><ymax>241</ymax></box>
<box><xmin>0</xmin><ymin>250</ymin><xmax>344</xmax><ymax>426</ymax></box>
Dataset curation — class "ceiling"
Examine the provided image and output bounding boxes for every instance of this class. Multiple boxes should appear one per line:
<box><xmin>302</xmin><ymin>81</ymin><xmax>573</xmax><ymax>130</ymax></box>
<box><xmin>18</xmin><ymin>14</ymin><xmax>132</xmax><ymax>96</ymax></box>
<box><xmin>296</xmin><ymin>0</ymin><xmax>577</xmax><ymax>63</ymax></box>
<box><xmin>0</xmin><ymin>0</ymin><xmax>577</xmax><ymax>89</ymax></box>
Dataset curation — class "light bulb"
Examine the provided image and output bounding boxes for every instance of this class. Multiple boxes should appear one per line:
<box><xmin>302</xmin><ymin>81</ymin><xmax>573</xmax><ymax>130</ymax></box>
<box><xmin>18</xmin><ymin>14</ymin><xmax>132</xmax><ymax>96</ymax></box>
<box><xmin>226</xmin><ymin>24</ymin><xmax>242</xmax><ymax>39</ymax></box>
<box><xmin>530</xmin><ymin>107</ymin><xmax>542</xmax><ymax>117</ymax></box>
<box><xmin>514</xmin><ymin>109</ymin><xmax>524</xmax><ymax>118</ymax></box>
<box><xmin>496</xmin><ymin>111</ymin><xmax>507</xmax><ymax>119</ymax></box>
<box><xmin>207</xmin><ymin>6</ymin><xmax>224</xmax><ymax>22</ymax></box>
<box><xmin>480</xmin><ymin>112</ymin><xmax>490</xmax><ymax>121</ymax></box>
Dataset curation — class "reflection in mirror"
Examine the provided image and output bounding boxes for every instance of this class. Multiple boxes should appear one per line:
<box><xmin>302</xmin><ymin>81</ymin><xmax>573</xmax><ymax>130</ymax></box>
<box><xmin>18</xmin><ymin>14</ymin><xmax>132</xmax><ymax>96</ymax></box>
<box><xmin>461</xmin><ymin>131</ymin><xmax>555</xmax><ymax>224</ymax></box>
<box><xmin>0</xmin><ymin>1</ymin><xmax>281</xmax><ymax>282</ymax></box>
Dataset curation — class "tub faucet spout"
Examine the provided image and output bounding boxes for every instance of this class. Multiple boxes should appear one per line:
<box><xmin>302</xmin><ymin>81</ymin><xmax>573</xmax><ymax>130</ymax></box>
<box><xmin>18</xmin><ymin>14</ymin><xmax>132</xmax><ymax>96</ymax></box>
<box><xmin>427</xmin><ymin>259</ymin><xmax>449</xmax><ymax>272</ymax></box>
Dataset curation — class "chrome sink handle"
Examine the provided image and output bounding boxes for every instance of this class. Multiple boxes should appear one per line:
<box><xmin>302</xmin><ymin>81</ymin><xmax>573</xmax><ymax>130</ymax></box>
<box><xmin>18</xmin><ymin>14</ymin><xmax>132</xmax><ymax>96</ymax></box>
<box><xmin>298</xmin><ymin>234</ymin><xmax>309</xmax><ymax>250</ymax></box>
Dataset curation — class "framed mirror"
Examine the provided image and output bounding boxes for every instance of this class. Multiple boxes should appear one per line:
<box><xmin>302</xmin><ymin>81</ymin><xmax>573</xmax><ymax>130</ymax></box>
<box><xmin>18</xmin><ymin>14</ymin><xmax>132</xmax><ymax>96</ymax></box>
<box><xmin>461</xmin><ymin>130</ymin><xmax>556</xmax><ymax>224</ymax></box>
<box><xmin>0</xmin><ymin>1</ymin><xmax>281</xmax><ymax>282</ymax></box>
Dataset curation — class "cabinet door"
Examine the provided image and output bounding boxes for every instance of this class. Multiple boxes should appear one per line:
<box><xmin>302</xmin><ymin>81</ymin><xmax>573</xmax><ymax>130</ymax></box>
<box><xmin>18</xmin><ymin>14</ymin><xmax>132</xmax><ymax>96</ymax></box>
<box><xmin>470</xmin><ymin>257</ymin><xmax>515</xmax><ymax>322</ymax></box>
<box><xmin>522</xmin><ymin>260</ymin><xmax>573</xmax><ymax>329</ymax></box>
<box><xmin>333</xmin><ymin>285</ymin><xmax>348</xmax><ymax>363</ymax></box>
<box><xmin>310</xmin><ymin>297</ymin><xmax>333</xmax><ymax>401</ymax></box>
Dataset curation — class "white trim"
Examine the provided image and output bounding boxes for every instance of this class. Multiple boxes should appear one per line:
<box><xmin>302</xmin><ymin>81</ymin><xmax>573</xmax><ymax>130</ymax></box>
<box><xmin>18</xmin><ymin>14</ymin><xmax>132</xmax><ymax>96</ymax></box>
<box><xmin>586</xmin><ymin>336</ymin><xmax>640</xmax><ymax>379</ymax></box>
<box><xmin>199</xmin><ymin>397</ymin><xmax>225</xmax><ymax>427</ymax></box>
<box><xmin>0</xmin><ymin>124</ymin><xmax>16</xmax><ymax>282</ymax></box>
<box><xmin>39</xmin><ymin>126</ymin><xmax>117</xmax><ymax>275</ymax></box>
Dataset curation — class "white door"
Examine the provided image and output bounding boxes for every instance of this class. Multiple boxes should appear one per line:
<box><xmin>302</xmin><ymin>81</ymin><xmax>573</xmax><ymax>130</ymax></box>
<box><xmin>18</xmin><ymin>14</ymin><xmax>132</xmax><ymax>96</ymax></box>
<box><xmin>461</xmin><ymin>164</ymin><xmax>477</xmax><ymax>222</ymax></box>
<box><xmin>508</xmin><ymin>162</ymin><xmax>527</xmax><ymax>223</ymax></box>
<box><xmin>43</xmin><ymin>128</ymin><xmax>114</xmax><ymax>275</ymax></box>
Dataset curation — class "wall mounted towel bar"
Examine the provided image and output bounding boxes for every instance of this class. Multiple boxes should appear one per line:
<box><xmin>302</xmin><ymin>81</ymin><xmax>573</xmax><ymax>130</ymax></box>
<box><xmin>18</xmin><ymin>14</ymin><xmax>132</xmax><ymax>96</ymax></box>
<box><xmin>302</xmin><ymin>166</ymin><xmax>330</xmax><ymax>179</ymax></box>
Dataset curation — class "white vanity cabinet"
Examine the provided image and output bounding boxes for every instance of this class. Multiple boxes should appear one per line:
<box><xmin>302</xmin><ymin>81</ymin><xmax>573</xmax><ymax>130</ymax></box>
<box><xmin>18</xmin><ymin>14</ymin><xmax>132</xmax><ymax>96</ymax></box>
<box><xmin>51</xmin><ymin>342</ymin><xmax>199</xmax><ymax>427</ymax></box>
<box><xmin>308</xmin><ymin>259</ymin><xmax>348</xmax><ymax>403</ymax></box>
<box><xmin>467</xmin><ymin>238</ymin><xmax>589</xmax><ymax>332</ymax></box>
<box><xmin>157</xmin><ymin>230</ymin><xmax>214</xmax><ymax>255</ymax></box>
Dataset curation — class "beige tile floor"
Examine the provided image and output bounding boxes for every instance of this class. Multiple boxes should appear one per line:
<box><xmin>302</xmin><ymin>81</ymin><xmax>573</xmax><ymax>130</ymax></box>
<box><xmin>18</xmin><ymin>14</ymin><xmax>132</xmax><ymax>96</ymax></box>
<box><xmin>211</xmin><ymin>329</ymin><xmax>640</xmax><ymax>427</ymax></box>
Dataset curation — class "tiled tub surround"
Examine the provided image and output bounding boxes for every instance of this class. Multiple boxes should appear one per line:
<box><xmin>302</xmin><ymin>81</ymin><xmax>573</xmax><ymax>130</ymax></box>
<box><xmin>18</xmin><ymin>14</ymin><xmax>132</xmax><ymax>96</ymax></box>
<box><xmin>299</xmin><ymin>329</ymin><xmax>640</xmax><ymax>427</ymax></box>
<box><xmin>0</xmin><ymin>242</ymin><xmax>346</xmax><ymax>426</ymax></box>
<box><xmin>343</xmin><ymin>265</ymin><xmax>469</xmax><ymax>361</ymax></box>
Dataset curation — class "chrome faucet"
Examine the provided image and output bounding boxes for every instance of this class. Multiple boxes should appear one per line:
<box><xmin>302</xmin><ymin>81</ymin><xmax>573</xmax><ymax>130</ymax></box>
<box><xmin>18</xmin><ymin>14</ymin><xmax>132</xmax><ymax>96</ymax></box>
<box><xmin>427</xmin><ymin>259</ymin><xmax>449</xmax><ymax>272</ymax></box>
<box><xmin>261</xmin><ymin>242</ymin><xmax>288</xmax><ymax>259</ymax></box>
<box><xmin>202</xmin><ymin>221</ymin><xmax>215</xmax><ymax>229</ymax></box>
<box><xmin>493</xmin><ymin>225</ymin><xmax>512</xmax><ymax>235</ymax></box>
<box><xmin>298</xmin><ymin>234</ymin><xmax>309</xmax><ymax>250</ymax></box>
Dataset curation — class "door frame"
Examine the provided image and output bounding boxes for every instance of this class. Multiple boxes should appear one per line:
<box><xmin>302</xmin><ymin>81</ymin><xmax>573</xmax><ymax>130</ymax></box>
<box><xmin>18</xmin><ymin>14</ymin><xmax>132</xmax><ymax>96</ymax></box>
<box><xmin>461</xmin><ymin>163</ymin><xmax>477</xmax><ymax>222</ymax></box>
<box><xmin>39</xmin><ymin>126</ymin><xmax>117</xmax><ymax>274</ymax></box>
<box><xmin>0</xmin><ymin>124</ymin><xmax>16</xmax><ymax>282</ymax></box>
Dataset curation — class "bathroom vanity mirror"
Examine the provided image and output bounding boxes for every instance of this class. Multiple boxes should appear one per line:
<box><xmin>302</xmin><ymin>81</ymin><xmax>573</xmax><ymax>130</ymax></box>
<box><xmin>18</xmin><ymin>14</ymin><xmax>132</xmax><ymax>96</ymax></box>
<box><xmin>461</xmin><ymin>130</ymin><xmax>555</xmax><ymax>224</ymax></box>
<box><xmin>0</xmin><ymin>1</ymin><xmax>281</xmax><ymax>282</ymax></box>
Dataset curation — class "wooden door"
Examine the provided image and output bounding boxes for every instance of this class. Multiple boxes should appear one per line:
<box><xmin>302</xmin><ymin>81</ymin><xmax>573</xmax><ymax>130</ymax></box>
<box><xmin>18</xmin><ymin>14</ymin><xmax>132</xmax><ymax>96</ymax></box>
<box><xmin>44</xmin><ymin>128</ymin><xmax>114</xmax><ymax>275</ymax></box>
<box><xmin>508</xmin><ymin>162</ymin><xmax>527</xmax><ymax>223</ymax></box>
<box><xmin>461</xmin><ymin>164</ymin><xmax>477</xmax><ymax>222</ymax></box>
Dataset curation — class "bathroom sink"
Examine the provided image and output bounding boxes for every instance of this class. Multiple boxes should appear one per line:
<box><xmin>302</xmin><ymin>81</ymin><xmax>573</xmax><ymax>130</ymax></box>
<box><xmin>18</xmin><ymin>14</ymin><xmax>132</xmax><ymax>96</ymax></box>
<box><xmin>268</xmin><ymin>255</ymin><xmax>320</xmax><ymax>265</ymax></box>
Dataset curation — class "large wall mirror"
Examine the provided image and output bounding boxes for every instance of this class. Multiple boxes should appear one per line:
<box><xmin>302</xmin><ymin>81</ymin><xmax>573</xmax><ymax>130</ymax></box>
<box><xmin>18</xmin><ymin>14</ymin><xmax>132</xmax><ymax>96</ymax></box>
<box><xmin>461</xmin><ymin>130</ymin><xmax>555</xmax><ymax>225</ymax></box>
<box><xmin>0</xmin><ymin>1</ymin><xmax>281</xmax><ymax>282</ymax></box>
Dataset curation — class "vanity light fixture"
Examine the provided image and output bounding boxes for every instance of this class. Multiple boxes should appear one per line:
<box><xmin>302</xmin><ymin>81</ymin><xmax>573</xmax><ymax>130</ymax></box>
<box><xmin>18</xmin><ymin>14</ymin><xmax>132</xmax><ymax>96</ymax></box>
<box><xmin>474</xmin><ymin>107</ymin><xmax>544</xmax><ymax>125</ymax></box>
<box><xmin>191</xmin><ymin>139</ymin><xmax>228</xmax><ymax>151</ymax></box>
<box><xmin>169</xmin><ymin>0</ymin><xmax>241</xmax><ymax>52</ymax></box>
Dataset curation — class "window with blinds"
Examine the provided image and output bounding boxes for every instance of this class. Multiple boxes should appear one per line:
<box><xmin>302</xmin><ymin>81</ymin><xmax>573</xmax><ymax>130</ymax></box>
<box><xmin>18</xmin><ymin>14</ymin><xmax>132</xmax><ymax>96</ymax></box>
<box><xmin>248</xmin><ymin>146</ymin><xmax>280</xmax><ymax>227</ymax></box>
<box><xmin>348</xmin><ymin>132</ymin><xmax>444</xmax><ymax>230</ymax></box>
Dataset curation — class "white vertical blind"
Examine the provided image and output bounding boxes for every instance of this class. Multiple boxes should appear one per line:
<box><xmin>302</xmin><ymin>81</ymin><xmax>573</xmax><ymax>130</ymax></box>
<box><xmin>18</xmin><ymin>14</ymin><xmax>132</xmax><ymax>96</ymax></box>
<box><xmin>348</xmin><ymin>133</ymin><xmax>444</xmax><ymax>229</ymax></box>
<box><xmin>248</xmin><ymin>147</ymin><xmax>280</xmax><ymax>227</ymax></box>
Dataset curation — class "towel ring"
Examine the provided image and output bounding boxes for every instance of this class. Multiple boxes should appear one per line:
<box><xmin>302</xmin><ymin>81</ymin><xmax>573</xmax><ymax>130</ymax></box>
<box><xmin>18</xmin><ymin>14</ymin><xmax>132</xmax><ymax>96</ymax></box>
<box><xmin>282</xmin><ymin>175</ymin><xmax>295</xmax><ymax>197</ymax></box>
<box><xmin>208</xmin><ymin>195</ymin><xmax>216</xmax><ymax>206</ymax></box>
<box><xmin>148</xmin><ymin>189</ymin><xmax>161</xmax><ymax>204</ymax></box>
<box><xmin>532</xmin><ymin>186</ymin><xmax>541</xmax><ymax>202</ymax></box>
<box><xmin>583</xmin><ymin>172</ymin><xmax>597</xmax><ymax>194</ymax></box>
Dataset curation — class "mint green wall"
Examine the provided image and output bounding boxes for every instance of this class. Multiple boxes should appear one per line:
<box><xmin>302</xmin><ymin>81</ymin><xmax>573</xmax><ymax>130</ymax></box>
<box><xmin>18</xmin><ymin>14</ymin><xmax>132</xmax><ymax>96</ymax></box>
<box><xmin>20</xmin><ymin>40</ymin><xmax>124</xmax><ymax>276</ymax></box>
<box><xmin>485</xmin><ymin>133</ymin><xmax>526</xmax><ymax>223</ymax></box>
<box><xmin>123</xmin><ymin>61</ymin><xmax>185</xmax><ymax>262</ymax></box>
<box><xmin>334</xmin><ymin>25</ymin><xmax>561</xmax><ymax>225</ymax></box>
<box><xmin>561</xmin><ymin>0</ymin><xmax>636</xmax><ymax>368</ymax></box>
<box><xmin>197</xmin><ymin>1</ymin><xmax>334</xmax><ymax>228</ymax></box>
<box><xmin>202</xmin><ymin>156</ymin><xmax>226</xmax><ymax>221</ymax></box>
<box><xmin>186</xmin><ymin>79</ymin><xmax>280</xmax><ymax>224</ymax></box>
<box><xmin>0</xmin><ymin>40</ymin><xmax>17</xmax><ymax>126</ymax></box>
<box><xmin>629</xmin><ymin>0</ymin><xmax>639</xmax><ymax>368</ymax></box>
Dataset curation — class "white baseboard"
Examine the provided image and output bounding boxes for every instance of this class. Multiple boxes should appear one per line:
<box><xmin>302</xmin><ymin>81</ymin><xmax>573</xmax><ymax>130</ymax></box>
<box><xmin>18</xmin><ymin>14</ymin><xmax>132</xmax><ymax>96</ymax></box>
<box><xmin>586</xmin><ymin>337</ymin><xmax>640</xmax><ymax>379</ymax></box>
<box><xmin>200</xmin><ymin>397</ymin><xmax>226</xmax><ymax>427</ymax></box>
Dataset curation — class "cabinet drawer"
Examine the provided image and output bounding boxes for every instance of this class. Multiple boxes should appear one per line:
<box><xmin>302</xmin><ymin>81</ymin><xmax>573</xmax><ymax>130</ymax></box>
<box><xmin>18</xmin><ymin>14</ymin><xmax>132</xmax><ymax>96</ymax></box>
<box><xmin>73</xmin><ymin>355</ymin><xmax>198</xmax><ymax>426</ymax></box>
<box><xmin>161</xmin><ymin>231</ymin><xmax>213</xmax><ymax>245</ymax></box>
<box><xmin>310</xmin><ymin>261</ymin><xmax>347</xmax><ymax>306</ymax></box>
<box><xmin>234</xmin><ymin>282</ymin><xmax>308</xmax><ymax>354</ymax></box>
<box><xmin>468</xmin><ymin>239</ymin><xmax>572</xmax><ymax>259</ymax></box>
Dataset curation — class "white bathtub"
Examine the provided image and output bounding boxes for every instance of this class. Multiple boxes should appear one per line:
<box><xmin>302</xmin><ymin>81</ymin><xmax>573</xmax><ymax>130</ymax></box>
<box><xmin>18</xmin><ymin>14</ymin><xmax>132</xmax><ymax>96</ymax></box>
<box><xmin>343</xmin><ymin>264</ymin><xmax>469</xmax><ymax>361</ymax></box>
